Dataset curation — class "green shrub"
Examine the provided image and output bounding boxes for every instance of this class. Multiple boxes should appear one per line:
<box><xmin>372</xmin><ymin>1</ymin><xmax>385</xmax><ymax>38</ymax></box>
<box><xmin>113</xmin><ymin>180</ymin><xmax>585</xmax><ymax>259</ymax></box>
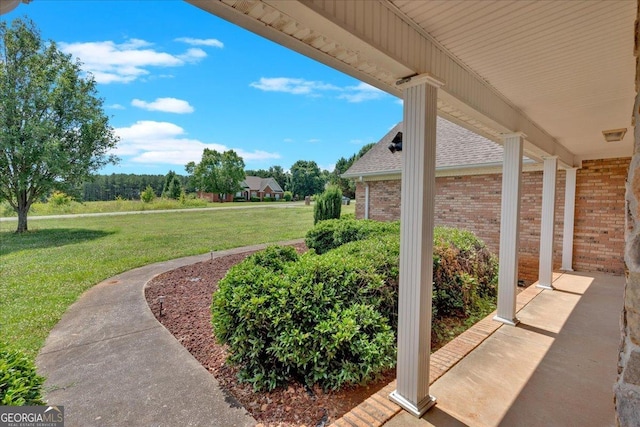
<box><xmin>0</xmin><ymin>343</ymin><xmax>45</xmax><ymax>406</ymax></box>
<box><xmin>432</xmin><ymin>227</ymin><xmax>498</xmax><ymax>317</ymax></box>
<box><xmin>48</xmin><ymin>191</ymin><xmax>72</xmax><ymax>206</ymax></box>
<box><xmin>212</xmin><ymin>241</ymin><xmax>398</xmax><ymax>391</ymax></box>
<box><xmin>214</xmin><ymin>223</ymin><xmax>497</xmax><ymax>393</ymax></box>
<box><xmin>313</xmin><ymin>186</ymin><xmax>342</xmax><ymax>224</ymax></box>
<box><xmin>140</xmin><ymin>185</ymin><xmax>155</xmax><ymax>203</ymax></box>
<box><xmin>283</xmin><ymin>191</ymin><xmax>292</xmax><ymax>201</ymax></box>
<box><xmin>305</xmin><ymin>218</ymin><xmax>399</xmax><ymax>254</ymax></box>
<box><xmin>250</xmin><ymin>197</ymin><xmax>260</xmax><ymax>202</ymax></box>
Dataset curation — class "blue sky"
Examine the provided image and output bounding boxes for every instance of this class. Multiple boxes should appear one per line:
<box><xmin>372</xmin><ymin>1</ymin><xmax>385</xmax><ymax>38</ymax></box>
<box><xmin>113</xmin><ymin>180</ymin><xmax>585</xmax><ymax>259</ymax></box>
<box><xmin>4</xmin><ymin>1</ymin><xmax>403</xmax><ymax>175</ymax></box>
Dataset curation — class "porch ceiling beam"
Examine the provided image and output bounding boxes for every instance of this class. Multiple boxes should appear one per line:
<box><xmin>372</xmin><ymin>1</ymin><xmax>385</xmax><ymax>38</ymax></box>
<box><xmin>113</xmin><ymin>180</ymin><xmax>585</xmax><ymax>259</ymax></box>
<box><xmin>186</xmin><ymin>0</ymin><xmax>576</xmax><ymax>168</ymax></box>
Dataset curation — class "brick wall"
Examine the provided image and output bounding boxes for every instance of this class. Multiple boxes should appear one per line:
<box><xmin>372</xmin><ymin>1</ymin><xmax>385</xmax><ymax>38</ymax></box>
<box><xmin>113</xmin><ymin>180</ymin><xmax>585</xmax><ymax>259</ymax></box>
<box><xmin>573</xmin><ymin>158</ymin><xmax>628</xmax><ymax>274</ymax></box>
<box><xmin>355</xmin><ymin>157</ymin><xmax>628</xmax><ymax>282</ymax></box>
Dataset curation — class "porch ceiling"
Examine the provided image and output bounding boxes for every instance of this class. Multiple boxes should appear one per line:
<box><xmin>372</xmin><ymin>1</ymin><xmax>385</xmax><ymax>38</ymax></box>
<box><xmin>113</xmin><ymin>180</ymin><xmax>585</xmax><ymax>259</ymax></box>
<box><xmin>186</xmin><ymin>0</ymin><xmax>635</xmax><ymax>166</ymax></box>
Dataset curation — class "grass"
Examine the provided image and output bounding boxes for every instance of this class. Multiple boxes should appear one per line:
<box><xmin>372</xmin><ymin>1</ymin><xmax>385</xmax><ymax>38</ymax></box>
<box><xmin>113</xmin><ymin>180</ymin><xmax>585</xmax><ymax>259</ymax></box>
<box><xmin>1</xmin><ymin>197</ymin><xmax>297</xmax><ymax>217</ymax></box>
<box><xmin>0</xmin><ymin>203</ymin><xmax>355</xmax><ymax>359</ymax></box>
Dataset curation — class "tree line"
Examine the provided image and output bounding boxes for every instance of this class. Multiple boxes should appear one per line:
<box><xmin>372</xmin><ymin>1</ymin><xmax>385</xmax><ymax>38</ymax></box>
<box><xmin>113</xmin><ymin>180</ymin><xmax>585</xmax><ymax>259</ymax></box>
<box><xmin>81</xmin><ymin>143</ymin><xmax>374</xmax><ymax>203</ymax></box>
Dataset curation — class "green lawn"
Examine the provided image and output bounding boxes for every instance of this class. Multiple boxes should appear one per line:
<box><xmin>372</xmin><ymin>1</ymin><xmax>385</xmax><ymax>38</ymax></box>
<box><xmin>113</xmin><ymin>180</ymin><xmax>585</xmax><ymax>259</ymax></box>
<box><xmin>1</xmin><ymin>197</ymin><xmax>299</xmax><ymax>217</ymax></box>
<box><xmin>0</xmin><ymin>203</ymin><xmax>354</xmax><ymax>359</ymax></box>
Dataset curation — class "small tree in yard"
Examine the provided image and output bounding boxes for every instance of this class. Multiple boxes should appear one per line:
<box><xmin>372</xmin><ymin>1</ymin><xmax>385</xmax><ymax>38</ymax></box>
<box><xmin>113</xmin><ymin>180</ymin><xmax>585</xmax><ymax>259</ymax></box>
<box><xmin>162</xmin><ymin>170</ymin><xmax>182</xmax><ymax>200</ymax></box>
<box><xmin>186</xmin><ymin>149</ymin><xmax>245</xmax><ymax>202</ymax></box>
<box><xmin>140</xmin><ymin>185</ymin><xmax>155</xmax><ymax>203</ymax></box>
<box><xmin>0</xmin><ymin>19</ymin><xmax>118</xmax><ymax>232</ymax></box>
<box><xmin>314</xmin><ymin>185</ymin><xmax>342</xmax><ymax>224</ymax></box>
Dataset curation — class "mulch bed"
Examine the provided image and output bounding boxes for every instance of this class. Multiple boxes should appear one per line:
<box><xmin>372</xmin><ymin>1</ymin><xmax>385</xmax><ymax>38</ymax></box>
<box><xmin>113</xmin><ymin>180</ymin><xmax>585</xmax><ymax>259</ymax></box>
<box><xmin>144</xmin><ymin>243</ymin><xmax>395</xmax><ymax>427</ymax></box>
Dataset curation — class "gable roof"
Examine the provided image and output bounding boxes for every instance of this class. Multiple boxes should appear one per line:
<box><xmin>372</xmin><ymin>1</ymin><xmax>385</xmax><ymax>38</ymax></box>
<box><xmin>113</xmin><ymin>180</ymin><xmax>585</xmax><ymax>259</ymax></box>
<box><xmin>241</xmin><ymin>176</ymin><xmax>284</xmax><ymax>193</ymax></box>
<box><xmin>343</xmin><ymin>117</ymin><xmax>530</xmax><ymax>179</ymax></box>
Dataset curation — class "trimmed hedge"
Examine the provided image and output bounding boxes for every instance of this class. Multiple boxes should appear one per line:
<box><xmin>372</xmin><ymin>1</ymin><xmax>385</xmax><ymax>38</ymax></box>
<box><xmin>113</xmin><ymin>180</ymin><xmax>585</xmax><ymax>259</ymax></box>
<box><xmin>0</xmin><ymin>343</ymin><xmax>45</xmax><ymax>406</ymax></box>
<box><xmin>214</xmin><ymin>219</ymin><xmax>497</xmax><ymax>392</ymax></box>
<box><xmin>305</xmin><ymin>218</ymin><xmax>400</xmax><ymax>254</ymax></box>
<box><xmin>212</xmin><ymin>238</ymin><xmax>399</xmax><ymax>391</ymax></box>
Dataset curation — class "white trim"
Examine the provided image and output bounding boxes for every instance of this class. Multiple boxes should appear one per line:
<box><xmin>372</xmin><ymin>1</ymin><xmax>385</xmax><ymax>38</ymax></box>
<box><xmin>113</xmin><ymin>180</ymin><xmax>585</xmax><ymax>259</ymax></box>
<box><xmin>562</xmin><ymin>168</ymin><xmax>578</xmax><ymax>271</ymax></box>
<box><xmin>537</xmin><ymin>156</ymin><xmax>558</xmax><ymax>289</ymax></box>
<box><xmin>494</xmin><ymin>133</ymin><xmax>524</xmax><ymax>326</ymax></box>
<box><xmin>364</xmin><ymin>181</ymin><xmax>370</xmax><ymax>220</ymax></box>
<box><xmin>392</xmin><ymin>80</ymin><xmax>438</xmax><ymax>417</ymax></box>
<box><xmin>396</xmin><ymin>73</ymin><xmax>445</xmax><ymax>90</ymax></box>
<box><xmin>341</xmin><ymin>159</ymin><xmax>541</xmax><ymax>180</ymax></box>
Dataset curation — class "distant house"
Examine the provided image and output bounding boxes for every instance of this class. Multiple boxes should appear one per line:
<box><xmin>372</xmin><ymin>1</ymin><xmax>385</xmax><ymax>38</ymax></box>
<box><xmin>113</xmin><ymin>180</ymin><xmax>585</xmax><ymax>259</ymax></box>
<box><xmin>197</xmin><ymin>175</ymin><xmax>284</xmax><ymax>202</ymax></box>
<box><xmin>342</xmin><ymin>118</ymin><xmax>626</xmax><ymax>284</ymax></box>
<box><xmin>238</xmin><ymin>176</ymin><xmax>284</xmax><ymax>201</ymax></box>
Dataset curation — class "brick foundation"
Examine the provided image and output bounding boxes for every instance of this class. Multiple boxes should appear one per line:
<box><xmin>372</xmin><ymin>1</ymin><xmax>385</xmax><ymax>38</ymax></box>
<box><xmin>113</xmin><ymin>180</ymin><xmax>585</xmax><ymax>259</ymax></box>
<box><xmin>355</xmin><ymin>157</ymin><xmax>628</xmax><ymax>282</ymax></box>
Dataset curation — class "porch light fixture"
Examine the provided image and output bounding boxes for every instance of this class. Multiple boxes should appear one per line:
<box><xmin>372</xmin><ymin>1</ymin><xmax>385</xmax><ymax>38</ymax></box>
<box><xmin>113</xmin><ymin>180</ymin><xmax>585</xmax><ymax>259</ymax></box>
<box><xmin>388</xmin><ymin>132</ymin><xmax>403</xmax><ymax>153</ymax></box>
<box><xmin>602</xmin><ymin>128</ymin><xmax>627</xmax><ymax>143</ymax></box>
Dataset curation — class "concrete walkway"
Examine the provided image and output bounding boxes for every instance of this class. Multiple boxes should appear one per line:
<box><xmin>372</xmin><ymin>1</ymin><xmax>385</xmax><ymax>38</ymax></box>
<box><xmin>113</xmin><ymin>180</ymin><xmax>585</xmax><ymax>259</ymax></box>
<box><xmin>37</xmin><ymin>240</ymin><xmax>303</xmax><ymax>427</ymax></box>
<box><xmin>384</xmin><ymin>271</ymin><xmax>624</xmax><ymax>427</ymax></box>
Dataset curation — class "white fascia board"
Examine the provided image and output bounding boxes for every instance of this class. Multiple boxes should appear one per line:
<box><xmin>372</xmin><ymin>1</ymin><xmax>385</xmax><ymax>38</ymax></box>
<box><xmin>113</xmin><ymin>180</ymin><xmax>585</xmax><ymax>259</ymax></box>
<box><xmin>342</xmin><ymin>160</ymin><xmax>543</xmax><ymax>181</ymax></box>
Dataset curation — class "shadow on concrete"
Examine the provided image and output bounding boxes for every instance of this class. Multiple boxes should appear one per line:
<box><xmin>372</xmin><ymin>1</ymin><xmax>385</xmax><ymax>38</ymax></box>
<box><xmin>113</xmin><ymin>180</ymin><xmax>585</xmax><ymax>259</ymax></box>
<box><xmin>0</xmin><ymin>228</ymin><xmax>113</xmax><ymax>255</ymax></box>
<box><xmin>498</xmin><ymin>273</ymin><xmax>623</xmax><ymax>427</ymax></box>
<box><xmin>515</xmin><ymin>322</ymin><xmax>558</xmax><ymax>339</ymax></box>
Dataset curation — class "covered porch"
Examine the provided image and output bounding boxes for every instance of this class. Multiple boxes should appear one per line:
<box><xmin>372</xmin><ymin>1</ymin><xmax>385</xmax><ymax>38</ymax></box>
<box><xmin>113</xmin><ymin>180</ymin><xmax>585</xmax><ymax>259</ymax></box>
<box><xmin>337</xmin><ymin>270</ymin><xmax>624</xmax><ymax>426</ymax></box>
<box><xmin>184</xmin><ymin>0</ymin><xmax>636</xmax><ymax>422</ymax></box>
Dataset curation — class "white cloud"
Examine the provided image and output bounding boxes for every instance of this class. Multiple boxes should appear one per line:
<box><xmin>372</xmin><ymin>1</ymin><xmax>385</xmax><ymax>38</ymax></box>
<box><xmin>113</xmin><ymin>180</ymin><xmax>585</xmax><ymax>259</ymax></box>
<box><xmin>113</xmin><ymin>121</ymin><xmax>280</xmax><ymax>166</ymax></box>
<box><xmin>396</xmin><ymin>98</ymin><xmax>404</xmax><ymax>106</ymax></box>
<box><xmin>250</xmin><ymin>77</ymin><xmax>387</xmax><ymax>103</ymax></box>
<box><xmin>106</xmin><ymin>103</ymin><xmax>125</xmax><ymax>110</ymax></box>
<box><xmin>308</xmin><ymin>138</ymin><xmax>321</xmax><ymax>143</ymax></box>
<box><xmin>175</xmin><ymin>37</ymin><xmax>224</xmax><ymax>48</ymax></box>
<box><xmin>283</xmin><ymin>138</ymin><xmax>294</xmax><ymax>143</ymax></box>
<box><xmin>131</xmin><ymin>97</ymin><xmax>194</xmax><ymax>114</ymax></box>
<box><xmin>349</xmin><ymin>139</ymin><xmax>364</xmax><ymax>145</ymax></box>
<box><xmin>59</xmin><ymin>38</ymin><xmax>208</xmax><ymax>84</ymax></box>
<box><xmin>338</xmin><ymin>82</ymin><xmax>385</xmax><ymax>103</ymax></box>
<box><xmin>250</xmin><ymin>77</ymin><xmax>339</xmax><ymax>95</ymax></box>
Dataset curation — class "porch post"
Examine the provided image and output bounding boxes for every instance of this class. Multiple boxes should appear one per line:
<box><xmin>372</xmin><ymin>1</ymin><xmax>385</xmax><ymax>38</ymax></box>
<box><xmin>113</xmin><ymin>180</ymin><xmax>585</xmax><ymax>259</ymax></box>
<box><xmin>561</xmin><ymin>167</ymin><xmax>578</xmax><ymax>271</ymax></box>
<box><xmin>537</xmin><ymin>156</ymin><xmax>558</xmax><ymax>289</ymax></box>
<box><xmin>389</xmin><ymin>74</ymin><xmax>442</xmax><ymax>417</ymax></box>
<box><xmin>493</xmin><ymin>133</ymin><xmax>525</xmax><ymax>326</ymax></box>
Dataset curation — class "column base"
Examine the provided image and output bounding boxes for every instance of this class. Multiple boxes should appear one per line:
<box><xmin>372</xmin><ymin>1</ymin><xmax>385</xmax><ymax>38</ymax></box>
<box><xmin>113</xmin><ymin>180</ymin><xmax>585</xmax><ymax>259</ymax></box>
<box><xmin>493</xmin><ymin>315</ymin><xmax>520</xmax><ymax>326</ymax></box>
<box><xmin>561</xmin><ymin>267</ymin><xmax>574</xmax><ymax>272</ymax></box>
<box><xmin>389</xmin><ymin>390</ymin><xmax>436</xmax><ymax>418</ymax></box>
<box><xmin>536</xmin><ymin>283</ymin><xmax>555</xmax><ymax>290</ymax></box>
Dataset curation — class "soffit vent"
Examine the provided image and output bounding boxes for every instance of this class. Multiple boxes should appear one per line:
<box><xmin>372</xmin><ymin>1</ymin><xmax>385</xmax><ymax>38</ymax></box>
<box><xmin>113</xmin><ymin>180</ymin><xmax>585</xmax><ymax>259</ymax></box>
<box><xmin>602</xmin><ymin>128</ymin><xmax>627</xmax><ymax>143</ymax></box>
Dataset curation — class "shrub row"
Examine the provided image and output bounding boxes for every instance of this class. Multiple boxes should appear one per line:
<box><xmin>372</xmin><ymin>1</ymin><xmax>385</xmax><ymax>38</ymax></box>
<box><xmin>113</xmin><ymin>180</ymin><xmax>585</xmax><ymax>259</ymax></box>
<box><xmin>305</xmin><ymin>218</ymin><xmax>400</xmax><ymax>254</ymax></box>
<box><xmin>212</xmin><ymin>239</ymin><xmax>399</xmax><ymax>391</ymax></box>
<box><xmin>213</xmin><ymin>218</ymin><xmax>497</xmax><ymax>392</ymax></box>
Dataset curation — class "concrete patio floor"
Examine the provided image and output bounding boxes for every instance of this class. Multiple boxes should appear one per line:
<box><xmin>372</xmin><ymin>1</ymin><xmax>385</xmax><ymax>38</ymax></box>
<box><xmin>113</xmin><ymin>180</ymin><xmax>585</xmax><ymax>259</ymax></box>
<box><xmin>384</xmin><ymin>271</ymin><xmax>624</xmax><ymax>427</ymax></box>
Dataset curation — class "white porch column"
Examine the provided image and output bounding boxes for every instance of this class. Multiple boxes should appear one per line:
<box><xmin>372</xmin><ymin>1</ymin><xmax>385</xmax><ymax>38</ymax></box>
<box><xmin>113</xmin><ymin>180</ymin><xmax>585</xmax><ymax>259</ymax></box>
<box><xmin>537</xmin><ymin>156</ymin><xmax>558</xmax><ymax>289</ymax></box>
<box><xmin>494</xmin><ymin>133</ymin><xmax>525</xmax><ymax>326</ymax></box>
<box><xmin>561</xmin><ymin>168</ymin><xmax>578</xmax><ymax>271</ymax></box>
<box><xmin>389</xmin><ymin>74</ymin><xmax>442</xmax><ymax>417</ymax></box>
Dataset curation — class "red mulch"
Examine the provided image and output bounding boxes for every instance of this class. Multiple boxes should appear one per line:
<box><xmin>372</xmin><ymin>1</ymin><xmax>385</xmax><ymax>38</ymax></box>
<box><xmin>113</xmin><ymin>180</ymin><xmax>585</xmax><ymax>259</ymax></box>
<box><xmin>144</xmin><ymin>243</ymin><xmax>395</xmax><ymax>427</ymax></box>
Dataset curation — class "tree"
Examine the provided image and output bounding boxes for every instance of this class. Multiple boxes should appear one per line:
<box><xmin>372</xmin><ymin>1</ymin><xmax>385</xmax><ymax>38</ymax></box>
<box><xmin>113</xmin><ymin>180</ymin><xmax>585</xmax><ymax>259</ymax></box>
<box><xmin>290</xmin><ymin>160</ymin><xmax>324</xmax><ymax>198</ymax></box>
<box><xmin>267</xmin><ymin>165</ymin><xmax>290</xmax><ymax>191</ymax></box>
<box><xmin>186</xmin><ymin>149</ymin><xmax>245</xmax><ymax>202</ymax></box>
<box><xmin>314</xmin><ymin>185</ymin><xmax>342</xmax><ymax>224</ymax></box>
<box><xmin>330</xmin><ymin>143</ymin><xmax>375</xmax><ymax>198</ymax></box>
<box><xmin>0</xmin><ymin>19</ymin><xmax>118</xmax><ymax>232</ymax></box>
<box><xmin>162</xmin><ymin>170</ymin><xmax>182</xmax><ymax>199</ymax></box>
